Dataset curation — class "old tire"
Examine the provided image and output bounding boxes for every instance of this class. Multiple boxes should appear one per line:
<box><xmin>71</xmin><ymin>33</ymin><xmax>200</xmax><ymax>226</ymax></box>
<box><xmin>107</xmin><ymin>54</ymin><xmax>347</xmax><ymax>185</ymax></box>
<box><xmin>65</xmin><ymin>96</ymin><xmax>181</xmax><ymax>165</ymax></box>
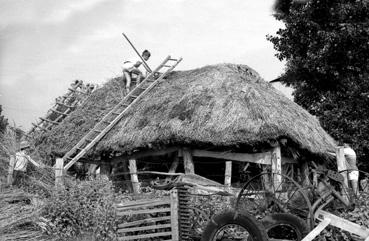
<box><xmin>201</xmin><ymin>210</ymin><xmax>268</xmax><ymax>241</ymax></box>
<box><xmin>261</xmin><ymin>213</ymin><xmax>309</xmax><ymax>241</ymax></box>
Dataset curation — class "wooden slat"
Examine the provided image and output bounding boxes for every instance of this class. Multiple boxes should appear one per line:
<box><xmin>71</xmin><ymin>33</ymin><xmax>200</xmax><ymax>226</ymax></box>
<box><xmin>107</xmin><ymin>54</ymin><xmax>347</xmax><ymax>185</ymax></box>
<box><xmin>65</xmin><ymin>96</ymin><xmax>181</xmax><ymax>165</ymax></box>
<box><xmin>117</xmin><ymin>207</ymin><xmax>171</xmax><ymax>216</ymax></box>
<box><xmin>118</xmin><ymin>223</ymin><xmax>171</xmax><ymax>233</ymax></box>
<box><xmin>118</xmin><ymin>231</ymin><xmax>172</xmax><ymax>241</ymax></box>
<box><xmin>315</xmin><ymin>210</ymin><xmax>369</xmax><ymax>239</ymax></box>
<box><xmin>118</xmin><ymin>216</ymin><xmax>170</xmax><ymax>228</ymax></box>
<box><xmin>116</xmin><ymin>200</ymin><xmax>170</xmax><ymax>211</ymax></box>
<box><xmin>116</xmin><ymin>198</ymin><xmax>170</xmax><ymax>208</ymax></box>
<box><xmin>40</xmin><ymin>117</ymin><xmax>59</xmax><ymax>125</ymax></box>
<box><xmin>170</xmin><ymin>189</ymin><xmax>179</xmax><ymax>241</ymax></box>
<box><xmin>118</xmin><ymin>216</ymin><xmax>171</xmax><ymax>228</ymax></box>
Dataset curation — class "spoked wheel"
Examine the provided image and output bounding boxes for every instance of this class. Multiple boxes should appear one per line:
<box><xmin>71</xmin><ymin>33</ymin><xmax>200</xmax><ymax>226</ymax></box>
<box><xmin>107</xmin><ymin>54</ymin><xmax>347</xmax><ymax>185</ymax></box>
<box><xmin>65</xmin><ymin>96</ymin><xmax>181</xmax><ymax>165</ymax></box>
<box><xmin>235</xmin><ymin>172</ymin><xmax>313</xmax><ymax>229</ymax></box>
<box><xmin>201</xmin><ymin>210</ymin><xmax>268</xmax><ymax>241</ymax></box>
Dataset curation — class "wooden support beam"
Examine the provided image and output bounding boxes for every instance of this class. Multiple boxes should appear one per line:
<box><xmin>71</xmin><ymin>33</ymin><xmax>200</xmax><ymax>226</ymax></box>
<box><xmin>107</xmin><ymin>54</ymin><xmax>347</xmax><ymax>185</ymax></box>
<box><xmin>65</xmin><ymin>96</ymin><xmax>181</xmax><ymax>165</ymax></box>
<box><xmin>336</xmin><ymin>146</ymin><xmax>349</xmax><ymax>202</ymax></box>
<box><xmin>129</xmin><ymin>159</ymin><xmax>140</xmax><ymax>193</ymax></box>
<box><xmin>7</xmin><ymin>155</ymin><xmax>15</xmax><ymax>186</ymax></box>
<box><xmin>183</xmin><ymin>148</ymin><xmax>194</xmax><ymax>174</ymax></box>
<box><xmin>111</xmin><ymin>147</ymin><xmax>180</xmax><ymax>164</ymax></box>
<box><xmin>169</xmin><ymin>155</ymin><xmax>179</xmax><ymax>173</ymax></box>
<box><xmin>100</xmin><ymin>163</ymin><xmax>111</xmax><ymax>179</ymax></box>
<box><xmin>191</xmin><ymin>149</ymin><xmax>296</xmax><ymax>165</ymax></box>
<box><xmin>55</xmin><ymin>158</ymin><xmax>64</xmax><ymax>188</ymax></box>
<box><xmin>301</xmin><ymin>161</ymin><xmax>311</xmax><ymax>186</ymax></box>
<box><xmin>336</xmin><ymin>147</ymin><xmax>349</xmax><ymax>187</ymax></box>
<box><xmin>271</xmin><ymin>145</ymin><xmax>282</xmax><ymax>191</ymax></box>
<box><xmin>224</xmin><ymin>161</ymin><xmax>232</xmax><ymax>187</ymax></box>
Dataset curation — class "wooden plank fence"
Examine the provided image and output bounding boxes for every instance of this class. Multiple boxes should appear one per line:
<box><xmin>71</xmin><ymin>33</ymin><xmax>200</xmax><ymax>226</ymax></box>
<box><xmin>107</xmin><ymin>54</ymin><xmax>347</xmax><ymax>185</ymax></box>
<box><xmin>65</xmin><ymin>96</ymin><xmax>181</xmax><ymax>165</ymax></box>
<box><xmin>116</xmin><ymin>189</ymin><xmax>179</xmax><ymax>241</ymax></box>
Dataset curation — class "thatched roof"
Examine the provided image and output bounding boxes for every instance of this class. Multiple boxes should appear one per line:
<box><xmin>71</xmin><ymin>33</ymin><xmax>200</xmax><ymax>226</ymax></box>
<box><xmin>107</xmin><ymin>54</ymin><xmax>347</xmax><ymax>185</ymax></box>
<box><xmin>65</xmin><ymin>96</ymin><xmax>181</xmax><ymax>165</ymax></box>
<box><xmin>34</xmin><ymin>64</ymin><xmax>336</xmax><ymax>159</ymax></box>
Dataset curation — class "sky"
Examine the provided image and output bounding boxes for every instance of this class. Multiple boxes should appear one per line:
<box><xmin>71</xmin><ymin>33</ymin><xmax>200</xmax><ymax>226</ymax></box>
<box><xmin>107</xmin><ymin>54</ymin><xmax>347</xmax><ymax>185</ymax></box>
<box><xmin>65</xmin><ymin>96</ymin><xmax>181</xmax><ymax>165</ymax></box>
<box><xmin>0</xmin><ymin>0</ymin><xmax>292</xmax><ymax>131</ymax></box>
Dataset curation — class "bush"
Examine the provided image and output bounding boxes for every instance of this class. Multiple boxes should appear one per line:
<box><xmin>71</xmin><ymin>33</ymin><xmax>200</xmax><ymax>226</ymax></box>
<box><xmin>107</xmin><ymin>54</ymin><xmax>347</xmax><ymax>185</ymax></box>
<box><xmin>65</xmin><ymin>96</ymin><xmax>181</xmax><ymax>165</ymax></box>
<box><xmin>41</xmin><ymin>178</ymin><xmax>117</xmax><ymax>241</ymax></box>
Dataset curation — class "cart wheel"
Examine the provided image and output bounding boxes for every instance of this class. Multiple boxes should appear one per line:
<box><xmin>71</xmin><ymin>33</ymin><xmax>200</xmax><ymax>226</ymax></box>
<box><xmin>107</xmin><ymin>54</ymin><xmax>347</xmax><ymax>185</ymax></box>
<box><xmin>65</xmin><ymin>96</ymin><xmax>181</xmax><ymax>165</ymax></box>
<box><xmin>235</xmin><ymin>172</ymin><xmax>314</xmax><ymax>229</ymax></box>
<box><xmin>201</xmin><ymin>209</ymin><xmax>268</xmax><ymax>241</ymax></box>
<box><xmin>261</xmin><ymin>213</ymin><xmax>310</xmax><ymax>241</ymax></box>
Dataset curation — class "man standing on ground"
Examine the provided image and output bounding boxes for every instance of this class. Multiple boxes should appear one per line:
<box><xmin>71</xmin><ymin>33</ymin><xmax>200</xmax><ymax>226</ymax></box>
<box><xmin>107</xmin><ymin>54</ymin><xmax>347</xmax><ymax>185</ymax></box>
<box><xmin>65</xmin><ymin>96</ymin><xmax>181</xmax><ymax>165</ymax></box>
<box><xmin>13</xmin><ymin>140</ymin><xmax>43</xmax><ymax>186</ymax></box>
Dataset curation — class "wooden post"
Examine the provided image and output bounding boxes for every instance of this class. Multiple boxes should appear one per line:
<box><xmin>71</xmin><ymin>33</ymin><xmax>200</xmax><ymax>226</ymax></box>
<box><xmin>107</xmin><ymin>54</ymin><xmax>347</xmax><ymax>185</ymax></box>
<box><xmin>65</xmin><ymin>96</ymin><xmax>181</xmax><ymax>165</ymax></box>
<box><xmin>55</xmin><ymin>158</ymin><xmax>64</xmax><ymax>188</ymax></box>
<box><xmin>166</xmin><ymin>155</ymin><xmax>179</xmax><ymax>182</ymax></box>
<box><xmin>129</xmin><ymin>159</ymin><xmax>140</xmax><ymax>193</ymax></box>
<box><xmin>301</xmin><ymin>161</ymin><xmax>311</xmax><ymax>186</ymax></box>
<box><xmin>169</xmin><ymin>155</ymin><xmax>179</xmax><ymax>173</ymax></box>
<box><xmin>224</xmin><ymin>161</ymin><xmax>232</xmax><ymax>187</ymax></box>
<box><xmin>336</xmin><ymin>147</ymin><xmax>349</xmax><ymax>202</ymax></box>
<box><xmin>183</xmin><ymin>148</ymin><xmax>195</xmax><ymax>174</ymax></box>
<box><xmin>271</xmin><ymin>145</ymin><xmax>282</xmax><ymax>191</ymax></box>
<box><xmin>336</xmin><ymin>147</ymin><xmax>349</xmax><ymax>187</ymax></box>
<box><xmin>87</xmin><ymin>164</ymin><xmax>98</xmax><ymax>179</ymax></box>
<box><xmin>7</xmin><ymin>155</ymin><xmax>16</xmax><ymax>186</ymax></box>
<box><xmin>100</xmin><ymin>163</ymin><xmax>111</xmax><ymax>179</ymax></box>
<box><xmin>170</xmin><ymin>189</ymin><xmax>179</xmax><ymax>241</ymax></box>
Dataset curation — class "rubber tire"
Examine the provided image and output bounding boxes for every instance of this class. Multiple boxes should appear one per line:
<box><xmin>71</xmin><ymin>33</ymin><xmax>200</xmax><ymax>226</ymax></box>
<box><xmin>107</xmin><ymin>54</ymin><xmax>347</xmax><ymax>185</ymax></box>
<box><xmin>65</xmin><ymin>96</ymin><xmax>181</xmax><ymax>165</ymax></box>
<box><xmin>201</xmin><ymin>210</ymin><xmax>268</xmax><ymax>241</ymax></box>
<box><xmin>261</xmin><ymin>213</ymin><xmax>309</xmax><ymax>241</ymax></box>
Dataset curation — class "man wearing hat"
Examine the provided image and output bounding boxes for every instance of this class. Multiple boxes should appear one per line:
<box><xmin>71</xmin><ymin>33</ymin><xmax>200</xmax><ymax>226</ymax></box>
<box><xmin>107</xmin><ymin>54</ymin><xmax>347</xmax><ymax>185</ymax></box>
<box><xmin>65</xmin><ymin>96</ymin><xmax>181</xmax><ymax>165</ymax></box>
<box><xmin>13</xmin><ymin>140</ymin><xmax>43</xmax><ymax>186</ymax></box>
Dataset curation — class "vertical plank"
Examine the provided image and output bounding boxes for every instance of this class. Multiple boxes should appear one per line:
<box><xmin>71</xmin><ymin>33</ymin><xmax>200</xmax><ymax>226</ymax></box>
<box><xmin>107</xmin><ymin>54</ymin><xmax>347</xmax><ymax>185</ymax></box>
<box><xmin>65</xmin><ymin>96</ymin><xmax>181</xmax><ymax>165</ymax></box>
<box><xmin>301</xmin><ymin>161</ymin><xmax>311</xmax><ymax>186</ymax></box>
<box><xmin>100</xmin><ymin>164</ymin><xmax>111</xmax><ymax>179</ymax></box>
<box><xmin>271</xmin><ymin>145</ymin><xmax>282</xmax><ymax>191</ymax></box>
<box><xmin>183</xmin><ymin>148</ymin><xmax>195</xmax><ymax>174</ymax></box>
<box><xmin>336</xmin><ymin>147</ymin><xmax>349</xmax><ymax>187</ymax></box>
<box><xmin>129</xmin><ymin>159</ymin><xmax>140</xmax><ymax>193</ymax></box>
<box><xmin>169</xmin><ymin>155</ymin><xmax>179</xmax><ymax>173</ymax></box>
<box><xmin>7</xmin><ymin>155</ymin><xmax>16</xmax><ymax>185</ymax></box>
<box><xmin>166</xmin><ymin>154</ymin><xmax>179</xmax><ymax>183</ymax></box>
<box><xmin>170</xmin><ymin>189</ymin><xmax>179</xmax><ymax>241</ymax></box>
<box><xmin>55</xmin><ymin>158</ymin><xmax>64</xmax><ymax>188</ymax></box>
<box><xmin>336</xmin><ymin>147</ymin><xmax>349</xmax><ymax>202</ymax></box>
<box><xmin>224</xmin><ymin>161</ymin><xmax>232</xmax><ymax>187</ymax></box>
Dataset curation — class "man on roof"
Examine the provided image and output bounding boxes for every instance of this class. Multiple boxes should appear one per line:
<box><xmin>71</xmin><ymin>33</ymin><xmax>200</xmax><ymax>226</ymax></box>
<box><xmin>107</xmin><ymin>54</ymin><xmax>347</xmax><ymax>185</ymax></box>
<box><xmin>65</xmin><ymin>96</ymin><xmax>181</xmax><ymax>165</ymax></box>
<box><xmin>13</xmin><ymin>140</ymin><xmax>44</xmax><ymax>186</ymax></box>
<box><xmin>122</xmin><ymin>49</ymin><xmax>151</xmax><ymax>94</ymax></box>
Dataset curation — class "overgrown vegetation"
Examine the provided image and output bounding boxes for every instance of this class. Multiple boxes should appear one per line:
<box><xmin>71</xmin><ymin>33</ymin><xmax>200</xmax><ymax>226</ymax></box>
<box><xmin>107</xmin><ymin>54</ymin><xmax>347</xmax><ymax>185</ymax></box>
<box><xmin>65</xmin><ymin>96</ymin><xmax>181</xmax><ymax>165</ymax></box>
<box><xmin>268</xmin><ymin>0</ymin><xmax>369</xmax><ymax>171</ymax></box>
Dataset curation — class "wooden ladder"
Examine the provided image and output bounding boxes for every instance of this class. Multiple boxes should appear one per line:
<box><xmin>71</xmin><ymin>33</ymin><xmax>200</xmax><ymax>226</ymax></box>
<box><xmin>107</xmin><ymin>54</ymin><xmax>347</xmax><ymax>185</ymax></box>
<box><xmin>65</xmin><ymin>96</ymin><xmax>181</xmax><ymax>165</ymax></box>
<box><xmin>29</xmin><ymin>81</ymin><xmax>93</xmax><ymax>134</ymax></box>
<box><xmin>63</xmin><ymin>56</ymin><xmax>182</xmax><ymax>171</ymax></box>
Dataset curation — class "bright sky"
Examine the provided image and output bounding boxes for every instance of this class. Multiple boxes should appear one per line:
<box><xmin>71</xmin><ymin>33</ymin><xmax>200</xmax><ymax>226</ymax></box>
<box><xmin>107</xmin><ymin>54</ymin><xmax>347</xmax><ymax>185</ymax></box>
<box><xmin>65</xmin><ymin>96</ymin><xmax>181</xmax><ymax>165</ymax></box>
<box><xmin>0</xmin><ymin>0</ymin><xmax>292</xmax><ymax>130</ymax></box>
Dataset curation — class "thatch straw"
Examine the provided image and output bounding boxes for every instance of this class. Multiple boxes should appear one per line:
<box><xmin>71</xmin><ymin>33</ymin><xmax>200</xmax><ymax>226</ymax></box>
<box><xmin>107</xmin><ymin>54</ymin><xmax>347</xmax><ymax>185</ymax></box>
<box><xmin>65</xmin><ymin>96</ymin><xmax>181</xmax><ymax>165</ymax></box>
<box><xmin>35</xmin><ymin>64</ymin><xmax>336</xmax><ymax>158</ymax></box>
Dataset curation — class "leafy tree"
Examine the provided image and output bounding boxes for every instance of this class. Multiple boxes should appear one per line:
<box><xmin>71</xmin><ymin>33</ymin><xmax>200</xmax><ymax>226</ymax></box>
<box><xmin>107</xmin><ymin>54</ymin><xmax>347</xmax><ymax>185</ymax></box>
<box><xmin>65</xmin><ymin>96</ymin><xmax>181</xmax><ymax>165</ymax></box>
<box><xmin>0</xmin><ymin>105</ymin><xmax>8</xmax><ymax>134</ymax></box>
<box><xmin>268</xmin><ymin>0</ymin><xmax>369</xmax><ymax>170</ymax></box>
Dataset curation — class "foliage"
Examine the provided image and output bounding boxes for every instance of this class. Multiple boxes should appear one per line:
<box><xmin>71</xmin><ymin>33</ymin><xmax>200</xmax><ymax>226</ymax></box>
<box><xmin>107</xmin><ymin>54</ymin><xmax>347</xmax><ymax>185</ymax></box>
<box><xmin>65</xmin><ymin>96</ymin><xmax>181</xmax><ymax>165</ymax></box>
<box><xmin>0</xmin><ymin>105</ymin><xmax>8</xmax><ymax>135</ymax></box>
<box><xmin>268</xmin><ymin>0</ymin><xmax>369</xmax><ymax>171</ymax></box>
<box><xmin>41</xmin><ymin>178</ymin><xmax>117</xmax><ymax>241</ymax></box>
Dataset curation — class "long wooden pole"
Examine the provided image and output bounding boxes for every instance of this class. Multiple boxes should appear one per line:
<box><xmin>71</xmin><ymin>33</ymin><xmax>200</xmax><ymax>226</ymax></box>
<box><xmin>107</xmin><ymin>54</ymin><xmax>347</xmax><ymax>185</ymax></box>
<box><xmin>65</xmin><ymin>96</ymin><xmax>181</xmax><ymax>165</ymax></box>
<box><xmin>122</xmin><ymin>33</ymin><xmax>152</xmax><ymax>73</ymax></box>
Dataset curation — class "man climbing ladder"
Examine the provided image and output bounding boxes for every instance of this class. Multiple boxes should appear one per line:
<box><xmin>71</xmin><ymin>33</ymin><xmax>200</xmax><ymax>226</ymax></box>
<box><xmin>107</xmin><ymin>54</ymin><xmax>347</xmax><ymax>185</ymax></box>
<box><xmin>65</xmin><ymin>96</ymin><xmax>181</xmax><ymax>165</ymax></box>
<box><xmin>62</xmin><ymin>55</ymin><xmax>182</xmax><ymax>171</ymax></box>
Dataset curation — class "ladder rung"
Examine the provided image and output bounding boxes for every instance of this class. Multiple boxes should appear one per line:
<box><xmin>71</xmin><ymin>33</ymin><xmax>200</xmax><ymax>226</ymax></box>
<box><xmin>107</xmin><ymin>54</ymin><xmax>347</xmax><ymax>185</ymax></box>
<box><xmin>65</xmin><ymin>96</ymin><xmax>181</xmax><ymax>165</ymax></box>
<box><xmin>112</xmin><ymin>112</ymin><xmax>120</xmax><ymax>115</ymax></box>
<box><xmin>93</xmin><ymin>130</ymin><xmax>102</xmax><ymax>133</ymax></box>
<box><xmin>129</xmin><ymin>95</ymin><xmax>138</xmax><ymax>98</ymax></box>
<box><xmin>40</xmin><ymin>117</ymin><xmax>59</xmax><ymax>125</ymax></box>
<box><xmin>51</xmin><ymin>109</ymin><xmax>68</xmax><ymax>116</ymax></box>
<box><xmin>56</xmin><ymin>101</ymin><xmax>76</xmax><ymax>109</ymax></box>
<box><xmin>85</xmin><ymin>139</ymin><xmax>94</xmax><ymax>142</ymax></box>
<box><xmin>102</xmin><ymin>120</ymin><xmax>111</xmax><ymax>124</ymax></box>
<box><xmin>163</xmin><ymin>65</ymin><xmax>171</xmax><ymax>67</ymax></box>
<box><xmin>168</xmin><ymin>58</ymin><xmax>178</xmax><ymax>61</ymax></box>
